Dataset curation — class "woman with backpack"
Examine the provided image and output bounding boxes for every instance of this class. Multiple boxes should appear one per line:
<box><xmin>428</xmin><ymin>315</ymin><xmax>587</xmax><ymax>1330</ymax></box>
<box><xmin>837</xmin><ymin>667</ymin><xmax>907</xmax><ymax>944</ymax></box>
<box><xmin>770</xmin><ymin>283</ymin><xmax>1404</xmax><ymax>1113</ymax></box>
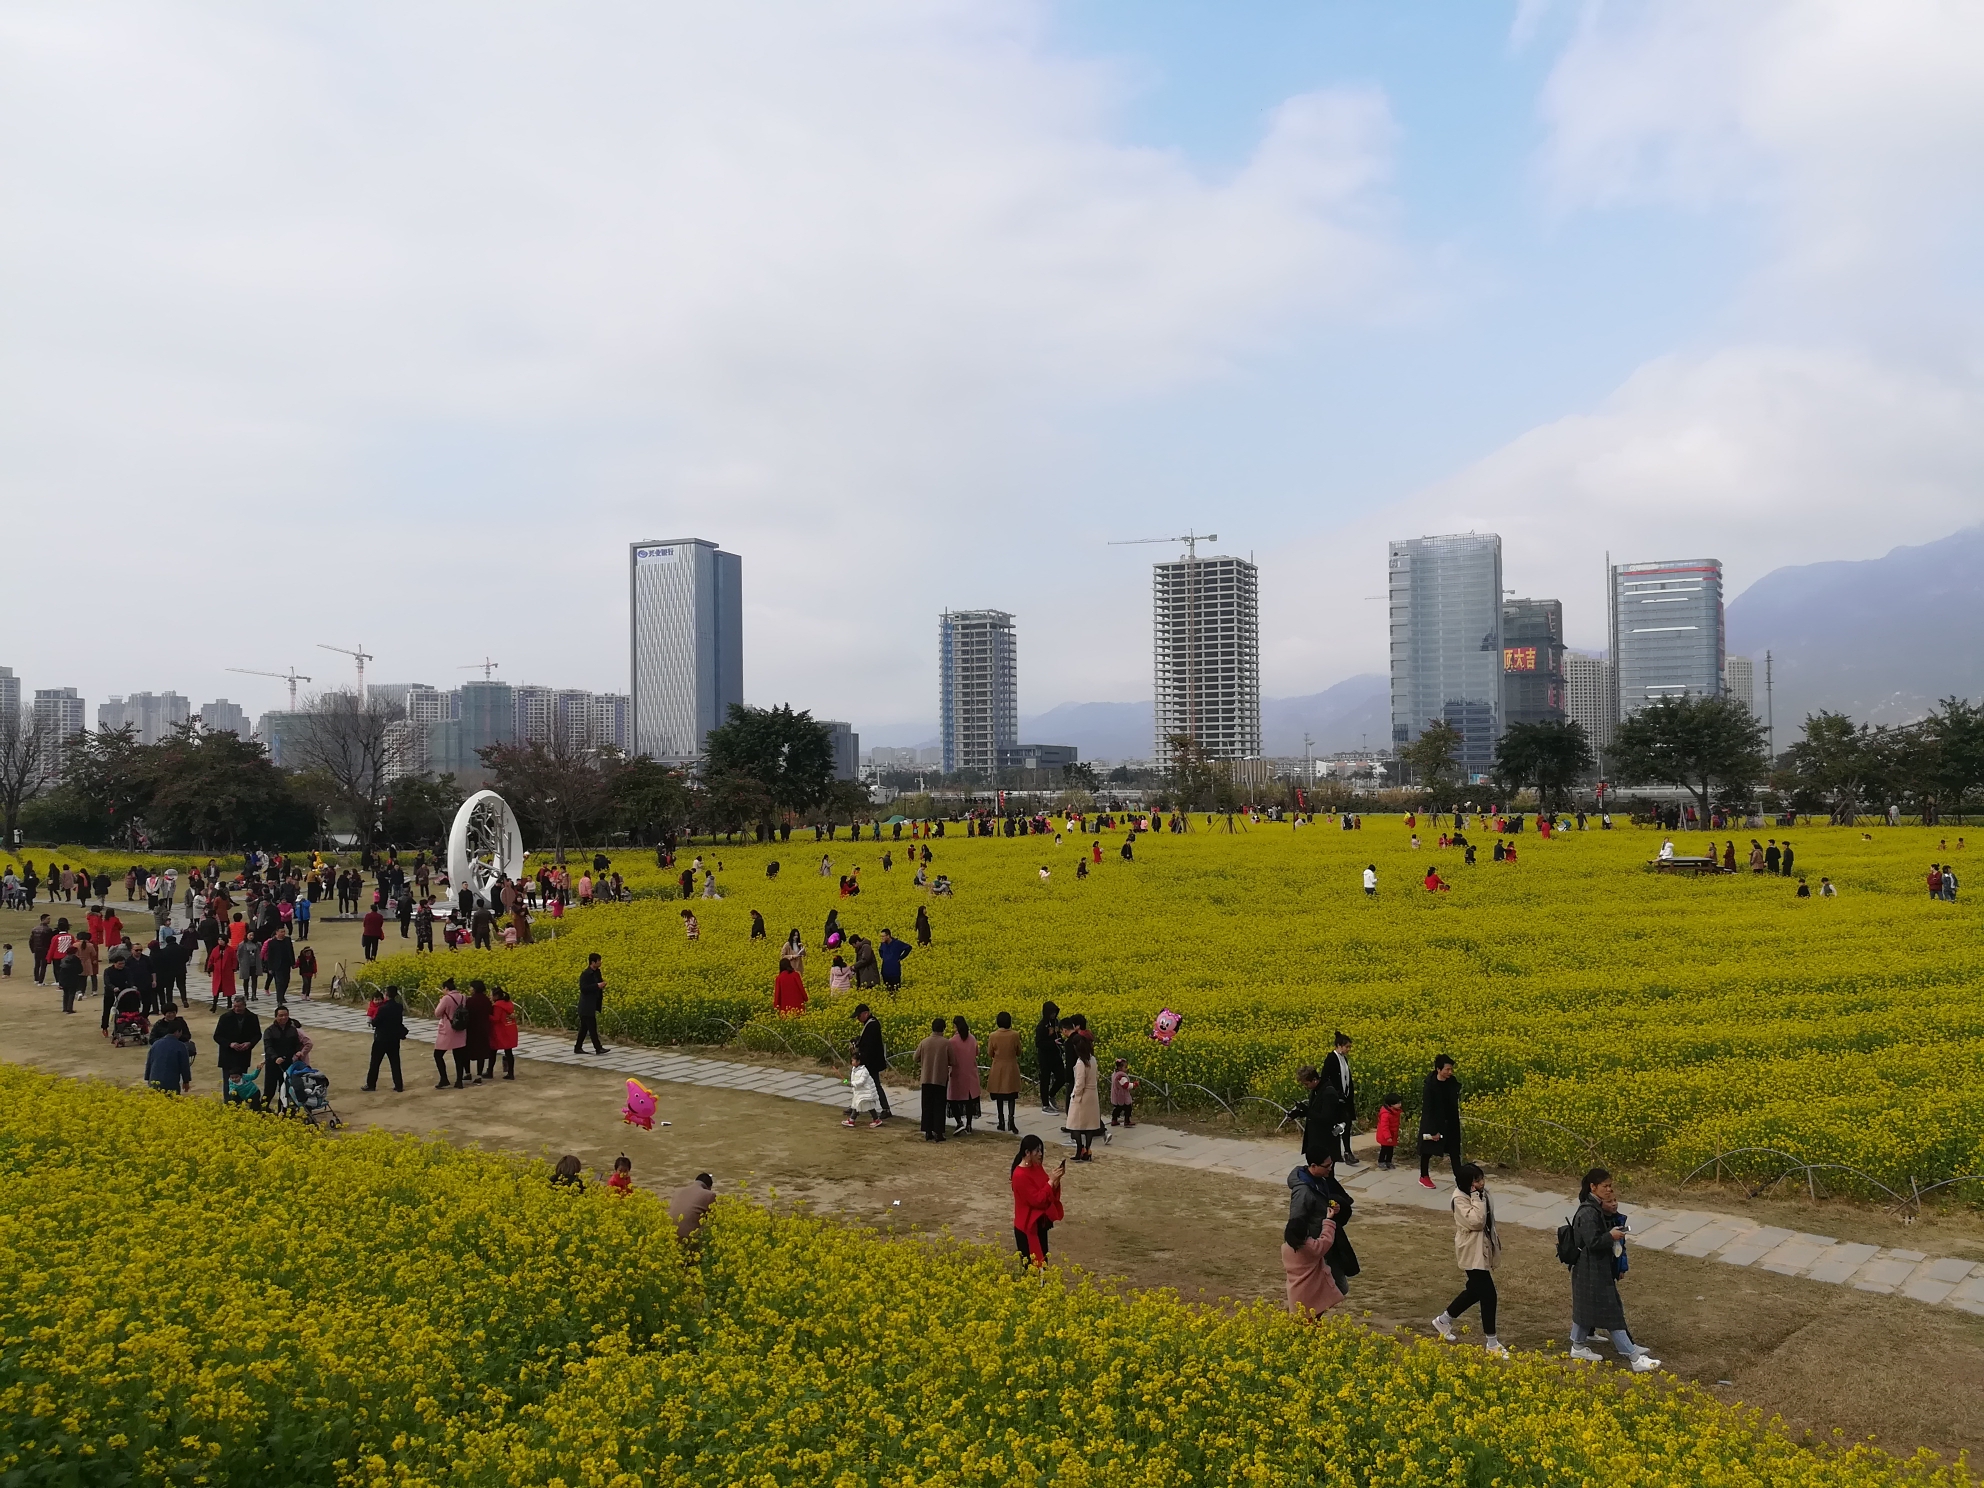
<box><xmin>1565</xmin><ymin>1167</ymin><xmax>1660</xmax><ymax>1372</ymax></box>
<box><xmin>433</xmin><ymin>979</ymin><xmax>471</xmax><ymax>1089</ymax></box>
<box><xmin>1431</xmin><ymin>1162</ymin><xmax>1506</xmax><ymax>1356</ymax></box>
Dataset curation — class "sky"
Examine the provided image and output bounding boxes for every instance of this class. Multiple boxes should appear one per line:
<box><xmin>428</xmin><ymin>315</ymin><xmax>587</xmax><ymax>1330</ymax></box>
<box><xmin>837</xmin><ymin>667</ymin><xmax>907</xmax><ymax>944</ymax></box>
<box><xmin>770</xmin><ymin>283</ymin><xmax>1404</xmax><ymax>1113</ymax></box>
<box><xmin>3</xmin><ymin>0</ymin><xmax>1981</xmax><ymax>736</ymax></box>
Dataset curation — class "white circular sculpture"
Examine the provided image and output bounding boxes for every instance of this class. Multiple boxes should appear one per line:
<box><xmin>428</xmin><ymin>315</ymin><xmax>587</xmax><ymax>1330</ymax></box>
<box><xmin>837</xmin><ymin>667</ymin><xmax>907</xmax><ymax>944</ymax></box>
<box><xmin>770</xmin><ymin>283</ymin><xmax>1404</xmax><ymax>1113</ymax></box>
<box><xmin>447</xmin><ymin>790</ymin><xmax>525</xmax><ymax>908</ymax></box>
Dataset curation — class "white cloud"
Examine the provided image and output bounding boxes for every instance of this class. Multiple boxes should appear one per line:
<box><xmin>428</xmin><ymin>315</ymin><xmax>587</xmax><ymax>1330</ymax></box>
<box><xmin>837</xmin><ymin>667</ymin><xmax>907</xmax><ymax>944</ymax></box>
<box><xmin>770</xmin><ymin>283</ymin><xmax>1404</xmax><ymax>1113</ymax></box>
<box><xmin>0</xmin><ymin>1</ymin><xmax>1409</xmax><ymax>723</ymax></box>
<box><xmin>1272</xmin><ymin>2</ymin><xmax>1984</xmax><ymax>690</ymax></box>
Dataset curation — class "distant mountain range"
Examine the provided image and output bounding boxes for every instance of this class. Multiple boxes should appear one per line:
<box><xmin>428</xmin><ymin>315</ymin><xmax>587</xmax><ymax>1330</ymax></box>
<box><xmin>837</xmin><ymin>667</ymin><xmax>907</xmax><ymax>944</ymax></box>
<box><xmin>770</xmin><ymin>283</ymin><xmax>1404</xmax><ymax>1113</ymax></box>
<box><xmin>1725</xmin><ymin>525</ymin><xmax>1984</xmax><ymax>727</ymax></box>
<box><xmin>865</xmin><ymin>673</ymin><xmax>1391</xmax><ymax>762</ymax></box>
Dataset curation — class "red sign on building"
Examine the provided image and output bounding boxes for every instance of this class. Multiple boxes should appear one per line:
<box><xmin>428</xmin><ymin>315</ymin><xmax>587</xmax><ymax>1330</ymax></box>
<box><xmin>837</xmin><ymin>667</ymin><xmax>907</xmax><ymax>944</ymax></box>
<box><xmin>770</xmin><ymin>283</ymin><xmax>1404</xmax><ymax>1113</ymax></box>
<box><xmin>1503</xmin><ymin>646</ymin><xmax>1537</xmax><ymax>672</ymax></box>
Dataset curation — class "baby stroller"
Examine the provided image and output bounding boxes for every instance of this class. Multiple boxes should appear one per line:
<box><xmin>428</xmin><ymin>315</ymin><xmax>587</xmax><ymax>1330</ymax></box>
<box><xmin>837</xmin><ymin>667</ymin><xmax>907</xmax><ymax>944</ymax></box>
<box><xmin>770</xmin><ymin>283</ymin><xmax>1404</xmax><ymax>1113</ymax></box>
<box><xmin>111</xmin><ymin>990</ymin><xmax>151</xmax><ymax>1048</ymax></box>
<box><xmin>278</xmin><ymin>1061</ymin><xmax>341</xmax><ymax>1129</ymax></box>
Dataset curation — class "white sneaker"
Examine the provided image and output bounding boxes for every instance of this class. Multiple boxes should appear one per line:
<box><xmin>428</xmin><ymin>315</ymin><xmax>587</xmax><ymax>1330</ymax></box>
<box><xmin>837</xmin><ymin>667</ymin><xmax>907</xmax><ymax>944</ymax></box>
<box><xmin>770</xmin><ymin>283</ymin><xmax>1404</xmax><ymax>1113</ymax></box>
<box><xmin>1569</xmin><ymin>1345</ymin><xmax>1602</xmax><ymax>1362</ymax></box>
<box><xmin>1629</xmin><ymin>1354</ymin><xmax>1662</xmax><ymax>1373</ymax></box>
<box><xmin>1483</xmin><ymin>1340</ymin><xmax>1509</xmax><ymax>1358</ymax></box>
<box><xmin>1431</xmin><ymin>1313</ymin><xmax>1456</xmax><ymax>1342</ymax></box>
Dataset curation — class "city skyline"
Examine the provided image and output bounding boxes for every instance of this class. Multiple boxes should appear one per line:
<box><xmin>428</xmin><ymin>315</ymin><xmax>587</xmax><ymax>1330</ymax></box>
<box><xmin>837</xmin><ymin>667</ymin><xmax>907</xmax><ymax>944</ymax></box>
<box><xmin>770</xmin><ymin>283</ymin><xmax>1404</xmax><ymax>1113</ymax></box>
<box><xmin>7</xmin><ymin>7</ymin><xmax>1979</xmax><ymax>733</ymax></box>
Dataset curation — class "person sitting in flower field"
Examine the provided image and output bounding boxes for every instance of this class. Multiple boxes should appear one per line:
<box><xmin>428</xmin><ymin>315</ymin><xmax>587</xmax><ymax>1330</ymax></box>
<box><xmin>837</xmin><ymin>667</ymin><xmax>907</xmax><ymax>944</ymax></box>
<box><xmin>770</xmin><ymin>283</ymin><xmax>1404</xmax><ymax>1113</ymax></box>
<box><xmin>1422</xmin><ymin>867</ymin><xmax>1450</xmax><ymax>893</ymax></box>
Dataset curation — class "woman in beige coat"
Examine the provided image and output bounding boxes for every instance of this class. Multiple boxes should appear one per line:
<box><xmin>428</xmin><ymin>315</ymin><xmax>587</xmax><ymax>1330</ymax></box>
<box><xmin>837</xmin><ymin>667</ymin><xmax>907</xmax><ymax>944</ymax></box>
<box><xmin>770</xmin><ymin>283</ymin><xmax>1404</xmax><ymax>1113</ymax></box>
<box><xmin>1431</xmin><ymin>1162</ymin><xmax>1506</xmax><ymax>1356</ymax></box>
<box><xmin>1060</xmin><ymin>1031</ymin><xmax>1105</xmax><ymax>1161</ymax></box>
<box><xmin>985</xmin><ymin>1012</ymin><xmax>1024</xmax><ymax>1133</ymax></box>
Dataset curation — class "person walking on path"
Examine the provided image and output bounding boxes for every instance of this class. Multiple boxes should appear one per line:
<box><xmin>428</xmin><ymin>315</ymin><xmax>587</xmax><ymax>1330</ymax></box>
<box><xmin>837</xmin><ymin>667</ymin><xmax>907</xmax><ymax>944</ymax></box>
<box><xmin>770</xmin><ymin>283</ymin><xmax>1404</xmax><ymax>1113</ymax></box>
<box><xmin>1061</xmin><ymin>1031</ymin><xmax>1105</xmax><ymax>1161</ymax></box>
<box><xmin>916</xmin><ymin>1017</ymin><xmax>952</xmax><ymax>1142</ymax></box>
<box><xmin>1568</xmin><ymin>1168</ymin><xmax>1660</xmax><ymax>1371</ymax></box>
<box><xmin>212</xmin><ymin>993</ymin><xmax>262</xmax><ymax>1096</ymax></box>
<box><xmin>1034</xmin><ymin>1001</ymin><xmax>1066</xmax><ymax>1114</ymax></box>
<box><xmin>360</xmin><ymin>906</ymin><xmax>385</xmax><ymax>961</ymax></box>
<box><xmin>1417</xmin><ymin>1054</ymin><xmax>1462</xmax><ymax>1188</ymax></box>
<box><xmin>1281</xmin><ymin>1158</ymin><xmax>1346</xmax><ymax>1320</ymax></box>
<box><xmin>986</xmin><ymin>1011</ymin><xmax>1023</xmax><ymax>1132</ymax></box>
<box><xmin>144</xmin><ymin>1022</ymin><xmax>193</xmax><ymax>1093</ymax></box>
<box><xmin>1320</xmin><ymin>1030</ymin><xmax>1358</xmax><ymax>1163</ymax></box>
<box><xmin>1431</xmin><ymin>1162</ymin><xmax>1507</xmax><ymax>1356</ymax></box>
<box><xmin>207</xmin><ymin>938</ymin><xmax>238</xmax><ymax>1012</ymax></box>
<box><xmin>1010</xmin><ymin>1133</ymin><xmax>1065</xmax><ymax>1267</ymax></box>
<box><xmin>28</xmin><ymin>914</ymin><xmax>53</xmax><ymax>985</ymax></box>
<box><xmin>364</xmin><ymin>985</ymin><xmax>408</xmax><ymax>1092</ymax></box>
<box><xmin>262</xmin><ymin>1005</ymin><xmax>314</xmax><ymax>1105</ymax></box>
<box><xmin>433</xmin><ymin>979</ymin><xmax>471</xmax><ymax>1089</ymax></box>
<box><xmin>263</xmin><ymin>926</ymin><xmax>296</xmax><ymax>1007</ymax></box>
<box><xmin>853</xmin><ymin>1003</ymin><xmax>891</xmax><ymax>1122</ymax></box>
<box><xmin>488</xmin><ymin>984</ymin><xmax>519</xmax><ymax>1080</ymax></box>
<box><xmin>947</xmin><ymin>1015</ymin><xmax>982</xmax><ymax>1135</ymax></box>
<box><xmin>575</xmin><ymin>953</ymin><xmax>609</xmax><ymax>1055</ymax></box>
<box><xmin>464</xmin><ymin>979</ymin><xmax>494</xmax><ymax>1084</ymax></box>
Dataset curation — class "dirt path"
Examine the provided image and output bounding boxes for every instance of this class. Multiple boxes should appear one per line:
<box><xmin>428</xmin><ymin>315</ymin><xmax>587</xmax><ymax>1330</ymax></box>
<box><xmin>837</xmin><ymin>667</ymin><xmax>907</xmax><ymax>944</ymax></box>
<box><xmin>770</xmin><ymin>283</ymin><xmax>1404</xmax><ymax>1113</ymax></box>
<box><xmin>3</xmin><ymin>979</ymin><xmax>1980</xmax><ymax>1463</ymax></box>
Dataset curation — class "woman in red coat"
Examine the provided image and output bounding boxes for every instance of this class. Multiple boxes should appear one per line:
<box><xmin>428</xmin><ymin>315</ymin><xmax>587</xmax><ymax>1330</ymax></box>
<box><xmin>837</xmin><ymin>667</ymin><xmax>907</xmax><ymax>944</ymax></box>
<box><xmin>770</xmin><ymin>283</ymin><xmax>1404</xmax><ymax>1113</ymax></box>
<box><xmin>1010</xmin><ymin>1133</ymin><xmax>1065</xmax><ymax>1266</ymax></box>
<box><xmin>488</xmin><ymin>984</ymin><xmax>519</xmax><ymax>1080</ymax></box>
<box><xmin>208</xmin><ymin>940</ymin><xmax>238</xmax><ymax>1013</ymax></box>
<box><xmin>773</xmin><ymin>962</ymin><xmax>808</xmax><ymax>1017</ymax></box>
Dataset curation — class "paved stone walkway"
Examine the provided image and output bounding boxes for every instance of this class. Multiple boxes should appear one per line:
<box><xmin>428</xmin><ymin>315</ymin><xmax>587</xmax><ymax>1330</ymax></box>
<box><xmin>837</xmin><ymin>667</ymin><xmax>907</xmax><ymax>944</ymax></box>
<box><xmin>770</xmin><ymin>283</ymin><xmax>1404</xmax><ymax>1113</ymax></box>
<box><xmin>291</xmin><ymin>998</ymin><xmax>1984</xmax><ymax>1317</ymax></box>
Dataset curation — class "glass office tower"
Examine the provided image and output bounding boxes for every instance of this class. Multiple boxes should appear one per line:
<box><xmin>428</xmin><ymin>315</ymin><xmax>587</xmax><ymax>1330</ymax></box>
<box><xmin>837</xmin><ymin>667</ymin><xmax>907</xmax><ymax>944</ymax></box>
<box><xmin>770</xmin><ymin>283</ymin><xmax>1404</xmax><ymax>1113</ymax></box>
<box><xmin>1388</xmin><ymin>533</ymin><xmax>1503</xmax><ymax>782</ymax></box>
<box><xmin>1608</xmin><ymin>559</ymin><xmax>1724</xmax><ymax>719</ymax></box>
<box><xmin>630</xmin><ymin>539</ymin><xmax>744</xmax><ymax>763</ymax></box>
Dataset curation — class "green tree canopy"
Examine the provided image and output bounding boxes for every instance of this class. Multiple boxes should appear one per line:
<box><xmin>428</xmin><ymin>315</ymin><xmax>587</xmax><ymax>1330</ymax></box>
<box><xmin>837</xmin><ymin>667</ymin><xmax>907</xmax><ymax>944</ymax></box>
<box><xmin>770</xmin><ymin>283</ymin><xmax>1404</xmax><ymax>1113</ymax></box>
<box><xmin>1609</xmin><ymin>695</ymin><xmax>1768</xmax><ymax>820</ymax></box>
<box><xmin>1494</xmin><ymin>719</ymin><xmax>1595</xmax><ymax>812</ymax></box>
<box><xmin>703</xmin><ymin>704</ymin><xmax>835</xmax><ymax>827</ymax></box>
<box><xmin>1398</xmin><ymin>720</ymin><xmax>1464</xmax><ymax>807</ymax></box>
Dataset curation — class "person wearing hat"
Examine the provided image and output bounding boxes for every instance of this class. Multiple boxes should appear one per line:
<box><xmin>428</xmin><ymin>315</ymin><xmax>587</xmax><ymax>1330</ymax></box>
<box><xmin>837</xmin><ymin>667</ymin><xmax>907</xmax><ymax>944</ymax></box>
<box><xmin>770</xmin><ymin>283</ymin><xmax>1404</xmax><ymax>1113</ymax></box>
<box><xmin>852</xmin><ymin>1003</ymin><xmax>891</xmax><ymax>1120</ymax></box>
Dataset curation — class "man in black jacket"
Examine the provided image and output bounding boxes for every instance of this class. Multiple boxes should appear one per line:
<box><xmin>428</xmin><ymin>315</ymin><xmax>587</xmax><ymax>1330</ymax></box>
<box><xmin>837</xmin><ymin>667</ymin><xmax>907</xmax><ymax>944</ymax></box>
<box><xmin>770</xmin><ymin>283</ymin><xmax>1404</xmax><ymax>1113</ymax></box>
<box><xmin>213</xmin><ymin>994</ymin><xmax>262</xmax><ymax>1095</ymax></box>
<box><xmin>1290</xmin><ymin>1066</ymin><xmax>1336</xmax><ymax>1167</ymax></box>
<box><xmin>852</xmin><ymin>1003</ymin><xmax>891</xmax><ymax>1120</ymax></box>
<box><xmin>55</xmin><ymin>945</ymin><xmax>85</xmax><ymax>1014</ymax></box>
<box><xmin>574</xmin><ymin>954</ymin><xmax>609</xmax><ymax>1054</ymax></box>
<box><xmin>364</xmin><ymin>986</ymin><xmax>408</xmax><ymax>1091</ymax></box>
<box><xmin>1418</xmin><ymin>1054</ymin><xmax>1463</xmax><ymax>1188</ymax></box>
<box><xmin>262</xmin><ymin>927</ymin><xmax>296</xmax><ymax>1007</ymax></box>
<box><xmin>1319</xmin><ymin>1031</ymin><xmax>1358</xmax><ymax>1164</ymax></box>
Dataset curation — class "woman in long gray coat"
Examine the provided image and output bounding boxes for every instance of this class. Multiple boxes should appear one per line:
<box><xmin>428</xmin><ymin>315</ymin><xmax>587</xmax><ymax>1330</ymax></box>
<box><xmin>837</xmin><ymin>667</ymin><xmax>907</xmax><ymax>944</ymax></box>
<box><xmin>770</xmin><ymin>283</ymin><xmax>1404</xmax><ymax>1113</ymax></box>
<box><xmin>1569</xmin><ymin>1167</ymin><xmax>1660</xmax><ymax>1372</ymax></box>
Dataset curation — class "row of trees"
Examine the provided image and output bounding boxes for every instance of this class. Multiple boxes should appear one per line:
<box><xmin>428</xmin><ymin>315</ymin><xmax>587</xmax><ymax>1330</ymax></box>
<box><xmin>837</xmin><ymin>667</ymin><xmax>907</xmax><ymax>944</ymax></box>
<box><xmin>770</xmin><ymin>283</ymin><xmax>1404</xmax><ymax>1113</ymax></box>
<box><xmin>1392</xmin><ymin>693</ymin><xmax>1984</xmax><ymax>823</ymax></box>
<box><xmin>0</xmin><ymin>694</ymin><xmax>870</xmax><ymax>852</ymax></box>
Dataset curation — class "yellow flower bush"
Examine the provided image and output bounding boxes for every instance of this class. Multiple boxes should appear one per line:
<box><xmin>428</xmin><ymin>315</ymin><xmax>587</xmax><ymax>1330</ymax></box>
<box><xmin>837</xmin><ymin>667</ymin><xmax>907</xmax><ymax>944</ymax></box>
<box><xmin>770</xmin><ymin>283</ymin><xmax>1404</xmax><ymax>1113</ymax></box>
<box><xmin>354</xmin><ymin>822</ymin><xmax>1984</xmax><ymax>1191</ymax></box>
<box><xmin>0</xmin><ymin>1065</ymin><xmax>1969</xmax><ymax>1486</ymax></box>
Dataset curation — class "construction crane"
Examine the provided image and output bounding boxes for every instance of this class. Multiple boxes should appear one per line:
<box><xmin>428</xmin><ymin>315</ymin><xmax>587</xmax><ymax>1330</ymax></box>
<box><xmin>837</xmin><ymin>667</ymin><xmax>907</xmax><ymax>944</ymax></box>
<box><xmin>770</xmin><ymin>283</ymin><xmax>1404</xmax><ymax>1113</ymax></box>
<box><xmin>1108</xmin><ymin>531</ymin><xmax>1218</xmax><ymax>757</ymax></box>
<box><xmin>458</xmin><ymin>658</ymin><xmax>500</xmax><ymax>681</ymax></box>
<box><xmin>227</xmin><ymin>666</ymin><xmax>312</xmax><ymax>712</ymax></box>
<box><xmin>317</xmin><ymin>642</ymin><xmax>375</xmax><ymax>706</ymax></box>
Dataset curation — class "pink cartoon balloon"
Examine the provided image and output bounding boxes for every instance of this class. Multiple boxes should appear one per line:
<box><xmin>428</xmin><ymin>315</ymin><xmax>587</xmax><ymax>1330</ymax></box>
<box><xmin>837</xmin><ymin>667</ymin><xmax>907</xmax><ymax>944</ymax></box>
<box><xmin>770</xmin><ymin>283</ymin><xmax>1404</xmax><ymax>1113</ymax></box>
<box><xmin>1151</xmin><ymin>1009</ymin><xmax>1183</xmax><ymax>1046</ymax></box>
<box><xmin>622</xmin><ymin>1078</ymin><xmax>658</xmax><ymax>1130</ymax></box>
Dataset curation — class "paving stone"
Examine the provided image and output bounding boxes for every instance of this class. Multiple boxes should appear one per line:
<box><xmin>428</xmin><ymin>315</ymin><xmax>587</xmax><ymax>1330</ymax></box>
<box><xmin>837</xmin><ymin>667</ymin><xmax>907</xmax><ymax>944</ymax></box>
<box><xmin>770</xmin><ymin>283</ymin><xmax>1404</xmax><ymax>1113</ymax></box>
<box><xmin>1804</xmin><ymin>1242</ymin><xmax>1881</xmax><ymax>1284</ymax></box>
<box><xmin>1949</xmin><ymin>1274</ymin><xmax>1984</xmax><ymax>1306</ymax></box>
<box><xmin>1757</xmin><ymin>1238</ymin><xmax>1832</xmax><ymax>1276</ymax></box>
<box><xmin>1888</xmin><ymin>1249</ymin><xmax>1928</xmax><ymax>1262</ymax></box>
<box><xmin>1850</xmin><ymin>1254</ymin><xmax>1921</xmax><ymax>1292</ymax></box>
<box><xmin>1900</xmin><ymin>1267</ymin><xmax>1959</xmax><ymax>1305</ymax></box>
<box><xmin>1672</xmin><ymin>1221</ymin><xmax>1757</xmax><ymax>1259</ymax></box>
<box><xmin>1717</xmin><ymin>1226</ymin><xmax>1799</xmax><ymax>1267</ymax></box>
<box><xmin>1926</xmin><ymin>1257</ymin><xmax>1978</xmax><ymax>1284</ymax></box>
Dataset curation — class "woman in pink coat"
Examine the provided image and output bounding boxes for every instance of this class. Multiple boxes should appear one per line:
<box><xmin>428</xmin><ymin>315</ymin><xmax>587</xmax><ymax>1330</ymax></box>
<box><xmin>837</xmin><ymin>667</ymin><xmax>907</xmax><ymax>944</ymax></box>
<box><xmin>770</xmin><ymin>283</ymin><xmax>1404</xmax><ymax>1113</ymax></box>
<box><xmin>433</xmin><ymin>979</ymin><xmax>469</xmax><ymax>1089</ymax></box>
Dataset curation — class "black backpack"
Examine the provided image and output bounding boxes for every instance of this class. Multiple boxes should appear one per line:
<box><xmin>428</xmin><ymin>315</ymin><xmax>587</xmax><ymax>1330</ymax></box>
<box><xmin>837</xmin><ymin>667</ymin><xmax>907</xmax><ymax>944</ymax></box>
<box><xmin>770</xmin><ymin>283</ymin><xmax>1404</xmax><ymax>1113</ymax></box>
<box><xmin>1555</xmin><ymin>1217</ymin><xmax>1580</xmax><ymax>1267</ymax></box>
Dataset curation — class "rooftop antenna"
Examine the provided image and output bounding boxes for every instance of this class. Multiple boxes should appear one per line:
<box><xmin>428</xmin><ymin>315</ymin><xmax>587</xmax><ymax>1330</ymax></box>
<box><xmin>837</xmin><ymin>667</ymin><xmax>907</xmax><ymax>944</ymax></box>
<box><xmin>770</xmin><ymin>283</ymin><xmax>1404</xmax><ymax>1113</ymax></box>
<box><xmin>227</xmin><ymin>666</ymin><xmax>312</xmax><ymax>712</ymax></box>
<box><xmin>458</xmin><ymin>658</ymin><xmax>501</xmax><ymax>681</ymax></box>
<box><xmin>317</xmin><ymin>642</ymin><xmax>375</xmax><ymax>706</ymax></box>
<box><xmin>1109</xmin><ymin>531</ymin><xmax>1217</xmax><ymax>760</ymax></box>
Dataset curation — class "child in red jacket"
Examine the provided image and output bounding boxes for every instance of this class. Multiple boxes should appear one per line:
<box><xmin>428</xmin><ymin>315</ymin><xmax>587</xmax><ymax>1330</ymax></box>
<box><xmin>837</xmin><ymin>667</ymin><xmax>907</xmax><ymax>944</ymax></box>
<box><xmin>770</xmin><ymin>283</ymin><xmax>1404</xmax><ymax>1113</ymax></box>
<box><xmin>1374</xmin><ymin>1092</ymin><xmax>1403</xmax><ymax>1170</ymax></box>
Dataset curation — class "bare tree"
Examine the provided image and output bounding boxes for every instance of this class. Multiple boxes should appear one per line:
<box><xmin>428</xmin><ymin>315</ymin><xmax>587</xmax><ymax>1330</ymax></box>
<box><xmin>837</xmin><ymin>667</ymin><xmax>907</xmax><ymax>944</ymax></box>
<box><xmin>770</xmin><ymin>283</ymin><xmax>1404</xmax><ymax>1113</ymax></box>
<box><xmin>0</xmin><ymin>705</ymin><xmax>54</xmax><ymax>847</ymax></box>
<box><xmin>284</xmin><ymin>690</ymin><xmax>402</xmax><ymax>841</ymax></box>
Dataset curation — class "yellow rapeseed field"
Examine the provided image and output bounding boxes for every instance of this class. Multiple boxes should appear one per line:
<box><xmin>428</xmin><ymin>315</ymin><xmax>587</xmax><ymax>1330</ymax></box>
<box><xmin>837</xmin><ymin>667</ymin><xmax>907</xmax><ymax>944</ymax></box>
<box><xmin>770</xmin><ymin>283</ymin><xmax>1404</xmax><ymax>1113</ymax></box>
<box><xmin>0</xmin><ymin>1064</ymin><xmax>1969</xmax><ymax>1487</ymax></box>
<box><xmin>361</xmin><ymin>819</ymin><xmax>1983</xmax><ymax>1192</ymax></box>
